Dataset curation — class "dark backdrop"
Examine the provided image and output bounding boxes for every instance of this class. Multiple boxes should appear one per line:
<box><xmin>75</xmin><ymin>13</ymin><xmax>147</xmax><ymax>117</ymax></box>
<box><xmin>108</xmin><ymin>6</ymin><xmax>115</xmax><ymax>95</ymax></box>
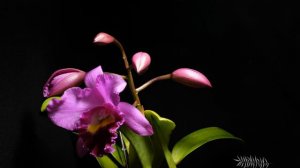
<box><xmin>1</xmin><ymin>0</ymin><xmax>299</xmax><ymax>168</ymax></box>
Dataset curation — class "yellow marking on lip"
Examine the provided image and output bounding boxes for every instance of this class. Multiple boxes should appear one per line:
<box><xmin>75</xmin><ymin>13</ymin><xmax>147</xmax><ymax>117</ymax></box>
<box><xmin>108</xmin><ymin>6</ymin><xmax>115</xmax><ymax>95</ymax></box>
<box><xmin>87</xmin><ymin>116</ymin><xmax>115</xmax><ymax>134</ymax></box>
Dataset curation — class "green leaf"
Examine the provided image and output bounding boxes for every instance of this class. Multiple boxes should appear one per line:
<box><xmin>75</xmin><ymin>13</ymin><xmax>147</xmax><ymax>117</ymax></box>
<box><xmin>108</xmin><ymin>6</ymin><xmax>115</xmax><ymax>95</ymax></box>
<box><xmin>120</xmin><ymin>126</ymin><xmax>153</xmax><ymax>168</ymax></box>
<box><xmin>145</xmin><ymin>110</ymin><xmax>177</xmax><ymax>168</ymax></box>
<box><xmin>111</xmin><ymin>144</ymin><xmax>125</xmax><ymax>167</ymax></box>
<box><xmin>40</xmin><ymin>97</ymin><xmax>60</xmax><ymax>112</ymax></box>
<box><xmin>128</xmin><ymin>144</ymin><xmax>142</xmax><ymax>168</ymax></box>
<box><xmin>96</xmin><ymin>155</ymin><xmax>118</xmax><ymax>168</ymax></box>
<box><xmin>172</xmin><ymin>127</ymin><xmax>242</xmax><ymax>164</ymax></box>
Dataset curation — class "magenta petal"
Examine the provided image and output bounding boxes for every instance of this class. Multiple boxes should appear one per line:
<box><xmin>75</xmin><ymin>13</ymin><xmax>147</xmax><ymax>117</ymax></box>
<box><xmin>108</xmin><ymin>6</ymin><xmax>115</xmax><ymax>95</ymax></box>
<box><xmin>95</xmin><ymin>74</ymin><xmax>126</xmax><ymax>105</ymax></box>
<box><xmin>85</xmin><ymin>66</ymin><xmax>103</xmax><ymax>88</ymax></box>
<box><xmin>101</xmin><ymin>73</ymin><xmax>127</xmax><ymax>94</ymax></box>
<box><xmin>47</xmin><ymin>87</ymin><xmax>101</xmax><ymax>130</ymax></box>
<box><xmin>118</xmin><ymin>102</ymin><xmax>153</xmax><ymax>136</ymax></box>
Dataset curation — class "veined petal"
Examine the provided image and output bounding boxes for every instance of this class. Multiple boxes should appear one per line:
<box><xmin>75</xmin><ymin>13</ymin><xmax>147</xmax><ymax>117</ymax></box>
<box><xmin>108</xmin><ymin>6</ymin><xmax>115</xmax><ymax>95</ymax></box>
<box><xmin>95</xmin><ymin>74</ymin><xmax>126</xmax><ymax>106</ymax></box>
<box><xmin>85</xmin><ymin>66</ymin><xmax>103</xmax><ymax>88</ymax></box>
<box><xmin>47</xmin><ymin>87</ymin><xmax>101</xmax><ymax>130</ymax></box>
<box><xmin>118</xmin><ymin>102</ymin><xmax>153</xmax><ymax>136</ymax></box>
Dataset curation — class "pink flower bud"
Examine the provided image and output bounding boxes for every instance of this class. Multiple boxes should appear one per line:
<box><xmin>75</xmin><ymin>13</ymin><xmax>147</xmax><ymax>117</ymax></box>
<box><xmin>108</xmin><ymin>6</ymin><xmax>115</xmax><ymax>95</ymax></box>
<box><xmin>93</xmin><ymin>32</ymin><xmax>115</xmax><ymax>45</ymax></box>
<box><xmin>171</xmin><ymin>68</ymin><xmax>212</xmax><ymax>88</ymax></box>
<box><xmin>43</xmin><ymin>68</ymin><xmax>86</xmax><ymax>97</ymax></box>
<box><xmin>132</xmin><ymin>52</ymin><xmax>151</xmax><ymax>74</ymax></box>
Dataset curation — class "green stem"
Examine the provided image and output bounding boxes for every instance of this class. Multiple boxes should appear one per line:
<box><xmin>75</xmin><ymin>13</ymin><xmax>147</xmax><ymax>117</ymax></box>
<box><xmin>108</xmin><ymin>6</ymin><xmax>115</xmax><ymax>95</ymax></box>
<box><xmin>136</xmin><ymin>74</ymin><xmax>171</xmax><ymax>93</ymax></box>
<box><xmin>114</xmin><ymin>39</ymin><xmax>144</xmax><ymax>113</ymax></box>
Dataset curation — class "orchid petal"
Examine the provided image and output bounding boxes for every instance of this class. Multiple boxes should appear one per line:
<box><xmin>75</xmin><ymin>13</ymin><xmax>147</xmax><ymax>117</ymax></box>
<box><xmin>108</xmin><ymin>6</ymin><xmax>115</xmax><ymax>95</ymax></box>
<box><xmin>85</xmin><ymin>66</ymin><xmax>103</xmax><ymax>88</ymax></box>
<box><xmin>47</xmin><ymin>87</ymin><xmax>101</xmax><ymax>130</ymax></box>
<box><xmin>95</xmin><ymin>74</ymin><xmax>126</xmax><ymax>106</ymax></box>
<box><xmin>118</xmin><ymin>102</ymin><xmax>153</xmax><ymax>136</ymax></box>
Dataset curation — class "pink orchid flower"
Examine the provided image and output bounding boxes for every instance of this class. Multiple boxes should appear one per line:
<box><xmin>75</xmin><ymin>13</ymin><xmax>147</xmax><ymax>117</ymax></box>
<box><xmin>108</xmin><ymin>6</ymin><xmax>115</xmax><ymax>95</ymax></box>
<box><xmin>46</xmin><ymin>66</ymin><xmax>153</xmax><ymax>157</ymax></box>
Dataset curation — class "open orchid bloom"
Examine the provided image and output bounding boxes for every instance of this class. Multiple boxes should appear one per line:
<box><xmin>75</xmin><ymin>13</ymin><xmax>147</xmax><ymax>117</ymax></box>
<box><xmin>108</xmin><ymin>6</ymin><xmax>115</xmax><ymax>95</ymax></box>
<box><xmin>46</xmin><ymin>66</ymin><xmax>153</xmax><ymax>157</ymax></box>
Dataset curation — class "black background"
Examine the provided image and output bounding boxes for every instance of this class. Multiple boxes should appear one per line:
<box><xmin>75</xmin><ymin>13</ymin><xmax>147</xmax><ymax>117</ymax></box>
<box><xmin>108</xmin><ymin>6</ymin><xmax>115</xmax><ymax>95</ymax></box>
<box><xmin>1</xmin><ymin>0</ymin><xmax>299</xmax><ymax>168</ymax></box>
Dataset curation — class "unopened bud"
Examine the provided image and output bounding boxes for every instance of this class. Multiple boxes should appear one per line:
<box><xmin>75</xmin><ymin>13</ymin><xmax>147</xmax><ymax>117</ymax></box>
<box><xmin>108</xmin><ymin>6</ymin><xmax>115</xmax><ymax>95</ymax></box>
<box><xmin>43</xmin><ymin>68</ymin><xmax>86</xmax><ymax>97</ymax></box>
<box><xmin>93</xmin><ymin>32</ymin><xmax>115</xmax><ymax>45</ymax></box>
<box><xmin>132</xmin><ymin>52</ymin><xmax>151</xmax><ymax>74</ymax></box>
<box><xmin>171</xmin><ymin>68</ymin><xmax>212</xmax><ymax>88</ymax></box>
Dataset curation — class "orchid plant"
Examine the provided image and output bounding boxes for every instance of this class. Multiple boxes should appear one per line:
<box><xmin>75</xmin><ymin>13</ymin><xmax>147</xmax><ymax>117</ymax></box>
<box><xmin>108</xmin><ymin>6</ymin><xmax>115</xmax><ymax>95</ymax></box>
<box><xmin>41</xmin><ymin>32</ymin><xmax>241</xmax><ymax>168</ymax></box>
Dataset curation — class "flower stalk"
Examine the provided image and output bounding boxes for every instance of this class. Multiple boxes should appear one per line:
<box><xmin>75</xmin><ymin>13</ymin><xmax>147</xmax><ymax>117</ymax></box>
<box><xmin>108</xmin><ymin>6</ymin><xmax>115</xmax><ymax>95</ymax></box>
<box><xmin>114</xmin><ymin>39</ymin><xmax>144</xmax><ymax>113</ymax></box>
<box><xmin>136</xmin><ymin>74</ymin><xmax>172</xmax><ymax>93</ymax></box>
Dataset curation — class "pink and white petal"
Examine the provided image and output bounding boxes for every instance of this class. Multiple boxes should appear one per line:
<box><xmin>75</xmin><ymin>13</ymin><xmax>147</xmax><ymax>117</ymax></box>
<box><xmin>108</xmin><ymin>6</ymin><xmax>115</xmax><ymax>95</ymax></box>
<box><xmin>95</xmin><ymin>74</ymin><xmax>126</xmax><ymax>106</ymax></box>
<box><xmin>47</xmin><ymin>87</ymin><xmax>100</xmax><ymax>130</ymax></box>
<box><xmin>84</xmin><ymin>66</ymin><xmax>103</xmax><ymax>88</ymax></box>
<box><xmin>118</xmin><ymin>102</ymin><xmax>153</xmax><ymax>136</ymax></box>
